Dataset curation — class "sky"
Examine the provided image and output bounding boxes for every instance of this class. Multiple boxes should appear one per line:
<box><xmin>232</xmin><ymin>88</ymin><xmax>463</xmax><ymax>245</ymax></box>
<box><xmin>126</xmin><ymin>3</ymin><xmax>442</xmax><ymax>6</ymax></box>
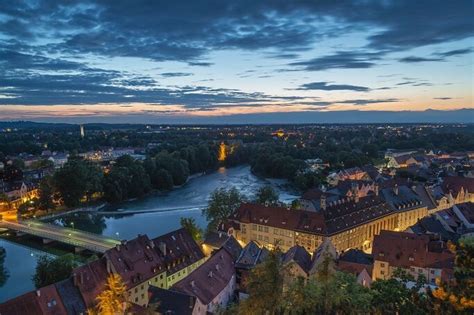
<box><xmin>0</xmin><ymin>0</ymin><xmax>473</xmax><ymax>123</ymax></box>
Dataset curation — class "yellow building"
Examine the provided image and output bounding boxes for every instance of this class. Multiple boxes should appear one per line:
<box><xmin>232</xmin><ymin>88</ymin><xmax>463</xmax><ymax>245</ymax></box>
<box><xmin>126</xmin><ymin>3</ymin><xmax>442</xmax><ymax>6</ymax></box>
<box><xmin>229</xmin><ymin>194</ymin><xmax>428</xmax><ymax>254</ymax></box>
<box><xmin>104</xmin><ymin>229</ymin><xmax>207</xmax><ymax>307</ymax></box>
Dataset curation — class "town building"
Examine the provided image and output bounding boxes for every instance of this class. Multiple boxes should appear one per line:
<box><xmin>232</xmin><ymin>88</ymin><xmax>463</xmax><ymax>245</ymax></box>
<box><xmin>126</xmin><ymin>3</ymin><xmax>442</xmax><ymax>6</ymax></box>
<box><xmin>172</xmin><ymin>247</ymin><xmax>236</xmax><ymax>314</ymax></box>
<box><xmin>380</xmin><ymin>184</ymin><xmax>428</xmax><ymax>231</ymax></box>
<box><xmin>147</xmin><ymin>286</ymin><xmax>198</xmax><ymax>315</ymax></box>
<box><xmin>228</xmin><ymin>196</ymin><xmax>399</xmax><ymax>254</ymax></box>
<box><xmin>235</xmin><ymin>241</ymin><xmax>269</xmax><ymax>295</ymax></box>
<box><xmin>372</xmin><ymin>231</ymin><xmax>454</xmax><ymax>285</ymax></box>
<box><xmin>0</xmin><ymin>284</ymin><xmax>69</xmax><ymax>315</ymax></box>
<box><xmin>337</xmin><ymin>249</ymin><xmax>373</xmax><ymax>287</ymax></box>
<box><xmin>281</xmin><ymin>245</ymin><xmax>312</xmax><ymax>283</ymax></box>
<box><xmin>327</xmin><ymin>167</ymin><xmax>370</xmax><ymax>186</ymax></box>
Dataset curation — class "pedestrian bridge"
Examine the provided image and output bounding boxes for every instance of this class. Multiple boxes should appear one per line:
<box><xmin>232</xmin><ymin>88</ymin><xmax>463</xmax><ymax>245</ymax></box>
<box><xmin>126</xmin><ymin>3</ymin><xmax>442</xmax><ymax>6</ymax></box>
<box><xmin>0</xmin><ymin>220</ymin><xmax>121</xmax><ymax>253</ymax></box>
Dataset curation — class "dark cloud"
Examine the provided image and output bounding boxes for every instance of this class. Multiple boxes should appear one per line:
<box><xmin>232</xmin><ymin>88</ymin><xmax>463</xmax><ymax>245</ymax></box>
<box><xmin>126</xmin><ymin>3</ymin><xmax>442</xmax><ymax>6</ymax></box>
<box><xmin>435</xmin><ymin>48</ymin><xmax>473</xmax><ymax>57</ymax></box>
<box><xmin>188</xmin><ymin>61</ymin><xmax>213</xmax><ymax>67</ymax></box>
<box><xmin>336</xmin><ymin>98</ymin><xmax>400</xmax><ymax>105</ymax></box>
<box><xmin>1</xmin><ymin>1</ymin><xmax>472</xmax><ymax>64</ymax></box>
<box><xmin>399</xmin><ymin>56</ymin><xmax>443</xmax><ymax>63</ymax></box>
<box><xmin>396</xmin><ymin>80</ymin><xmax>432</xmax><ymax>87</ymax></box>
<box><xmin>289</xmin><ymin>51</ymin><xmax>381</xmax><ymax>71</ymax></box>
<box><xmin>296</xmin><ymin>81</ymin><xmax>369</xmax><ymax>92</ymax></box>
<box><xmin>434</xmin><ymin>97</ymin><xmax>452</xmax><ymax>100</ymax></box>
<box><xmin>160</xmin><ymin>72</ymin><xmax>194</xmax><ymax>77</ymax></box>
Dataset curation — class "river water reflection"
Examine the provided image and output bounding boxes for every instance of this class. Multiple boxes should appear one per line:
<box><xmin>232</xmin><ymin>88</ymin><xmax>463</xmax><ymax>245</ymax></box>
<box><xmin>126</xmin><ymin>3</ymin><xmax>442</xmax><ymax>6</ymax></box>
<box><xmin>0</xmin><ymin>239</ymin><xmax>53</xmax><ymax>302</ymax></box>
<box><xmin>49</xmin><ymin>165</ymin><xmax>298</xmax><ymax>239</ymax></box>
<box><xmin>0</xmin><ymin>165</ymin><xmax>297</xmax><ymax>301</ymax></box>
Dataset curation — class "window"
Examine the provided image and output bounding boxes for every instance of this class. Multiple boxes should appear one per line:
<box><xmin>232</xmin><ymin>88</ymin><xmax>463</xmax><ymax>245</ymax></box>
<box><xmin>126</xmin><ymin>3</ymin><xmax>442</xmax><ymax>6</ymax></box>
<box><xmin>380</xmin><ymin>270</ymin><xmax>385</xmax><ymax>275</ymax></box>
<box><xmin>252</xmin><ymin>224</ymin><xmax>257</xmax><ymax>231</ymax></box>
<box><xmin>380</xmin><ymin>263</ymin><xmax>385</xmax><ymax>268</ymax></box>
<box><xmin>135</xmin><ymin>297</ymin><xmax>138</xmax><ymax>303</ymax></box>
<box><xmin>264</xmin><ymin>226</ymin><xmax>269</xmax><ymax>233</ymax></box>
<box><xmin>135</xmin><ymin>288</ymin><xmax>138</xmax><ymax>293</ymax></box>
<box><xmin>258</xmin><ymin>225</ymin><xmax>263</xmax><ymax>232</ymax></box>
<box><xmin>274</xmin><ymin>228</ymin><xmax>278</xmax><ymax>235</ymax></box>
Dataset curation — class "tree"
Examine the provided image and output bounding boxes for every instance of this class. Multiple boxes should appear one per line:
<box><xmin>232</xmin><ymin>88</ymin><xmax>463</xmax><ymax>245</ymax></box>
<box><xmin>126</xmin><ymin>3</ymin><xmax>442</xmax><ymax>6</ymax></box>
<box><xmin>33</xmin><ymin>254</ymin><xmax>77</xmax><ymax>288</ymax></box>
<box><xmin>281</xmin><ymin>272</ymin><xmax>372</xmax><ymax>315</ymax></box>
<box><xmin>54</xmin><ymin>158</ymin><xmax>103</xmax><ymax>207</ymax></box>
<box><xmin>431</xmin><ymin>236</ymin><xmax>474</xmax><ymax>313</ymax></box>
<box><xmin>38</xmin><ymin>176</ymin><xmax>55</xmax><ymax>210</ymax></box>
<box><xmin>255</xmin><ymin>186</ymin><xmax>279</xmax><ymax>205</ymax></box>
<box><xmin>0</xmin><ymin>247</ymin><xmax>9</xmax><ymax>287</ymax></box>
<box><xmin>180</xmin><ymin>217</ymin><xmax>203</xmax><ymax>242</ymax></box>
<box><xmin>371</xmin><ymin>268</ymin><xmax>428</xmax><ymax>315</ymax></box>
<box><xmin>103</xmin><ymin>156</ymin><xmax>151</xmax><ymax>203</ymax></box>
<box><xmin>238</xmin><ymin>249</ymin><xmax>283</xmax><ymax>314</ymax></box>
<box><xmin>95</xmin><ymin>273</ymin><xmax>129</xmax><ymax>315</ymax></box>
<box><xmin>202</xmin><ymin>187</ymin><xmax>244</xmax><ymax>233</ymax></box>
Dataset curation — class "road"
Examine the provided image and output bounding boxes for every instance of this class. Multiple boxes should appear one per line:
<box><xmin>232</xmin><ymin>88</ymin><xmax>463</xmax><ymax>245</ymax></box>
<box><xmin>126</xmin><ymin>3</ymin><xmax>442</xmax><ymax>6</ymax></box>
<box><xmin>0</xmin><ymin>220</ymin><xmax>121</xmax><ymax>253</ymax></box>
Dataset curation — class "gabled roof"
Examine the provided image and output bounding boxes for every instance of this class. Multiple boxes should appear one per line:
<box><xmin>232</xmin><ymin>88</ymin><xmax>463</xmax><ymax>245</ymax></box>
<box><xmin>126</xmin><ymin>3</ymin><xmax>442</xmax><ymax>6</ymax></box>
<box><xmin>0</xmin><ymin>284</ymin><xmax>67</xmax><ymax>315</ymax></box>
<box><xmin>105</xmin><ymin>234</ymin><xmax>164</xmax><ymax>289</ymax></box>
<box><xmin>152</xmin><ymin>228</ymin><xmax>205</xmax><ymax>275</ymax></box>
<box><xmin>282</xmin><ymin>245</ymin><xmax>312</xmax><ymax>274</ymax></box>
<box><xmin>55</xmin><ymin>278</ymin><xmax>87</xmax><ymax>315</ymax></box>
<box><xmin>455</xmin><ymin>202</ymin><xmax>474</xmax><ymax>224</ymax></box>
<box><xmin>172</xmin><ymin>248</ymin><xmax>235</xmax><ymax>305</ymax></box>
<box><xmin>232</xmin><ymin>203</ymin><xmax>326</xmax><ymax>235</ymax></box>
<box><xmin>372</xmin><ymin>231</ymin><xmax>454</xmax><ymax>270</ymax></box>
<box><xmin>148</xmin><ymin>286</ymin><xmax>196</xmax><ymax>315</ymax></box>
<box><xmin>442</xmin><ymin>176</ymin><xmax>474</xmax><ymax>196</ymax></box>
<box><xmin>72</xmin><ymin>257</ymin><xmax>109</xmax><ymax>309</ymax></box>
<box><xmin>339</xmin><ymin>249</ymin><xmax>373</xmax><ymax>266</ymax></box>
<box><xmin>380</xmin><ymin>185</ymin><xmax>425</xmax><ymax>212</ymax></box>
<box><xmin>235</xmin><ymin>241</ymin><xmax>268</xmax><ymax>269</ymax></box>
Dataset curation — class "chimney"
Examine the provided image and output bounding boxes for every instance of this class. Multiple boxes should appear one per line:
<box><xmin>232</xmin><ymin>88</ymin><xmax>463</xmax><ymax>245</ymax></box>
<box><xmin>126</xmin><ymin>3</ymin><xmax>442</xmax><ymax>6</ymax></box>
<box><xmin>320</xmin><ymin>194</ymin><xmax>327</xmax><ymax>211</ymax></box>
<box><xmin>374</xmin><ymin>184</ymin><xmax>379</xmax><ymax>196</ymax></box>
<box><xmin>36</xmin><ymin>290</ymin><xmax>41</xmax><ymax>297</ymax></box>
<box><xmin>393</xmin><ymin>184</ymin><xmax>399</xmax><ymax>196</ymax></box>
<box><xmin>216</xmin><ymin>264</ymin><xmax>220</xmax><ymax>271</ymax></box>
<box><xmin>208</xmin><ymin>271</ymin><xmax>213</xmax><ymax>278</ymax></box>
<box><xmin>189</xmin><ymin>297</ymin><xmax>194</xmax><ymax>309</ymax></box>
<box><xmin>80</xmin><ymin>272</ymin><xmax>84</xmax><ymax>284</ymax></box>
<box><xmin>149</xmin><ymin>240</ymin><xmax>155</xmax><ymax>249</ymax></box>
<box><xmin>73</xmin><ymin>273</ymin><xmax>78</xmax><ymax>286</ymax></box>
<box><xmin>159</xmin><ymin>242</ymin><xmax>167</xmax><ymax>255</ymax></box>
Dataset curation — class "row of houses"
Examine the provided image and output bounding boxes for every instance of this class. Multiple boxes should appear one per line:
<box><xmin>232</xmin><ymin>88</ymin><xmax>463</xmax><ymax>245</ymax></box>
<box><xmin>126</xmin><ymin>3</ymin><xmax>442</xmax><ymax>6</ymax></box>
<box><xmin>0</xmin><ymin>228</ymin><xmax>212</xmax><ymax>314</ymax></box>
<box><xmin>225</xmin><ymin>176</ymin><xmax>473</xmax><ymax>255</ymax></box>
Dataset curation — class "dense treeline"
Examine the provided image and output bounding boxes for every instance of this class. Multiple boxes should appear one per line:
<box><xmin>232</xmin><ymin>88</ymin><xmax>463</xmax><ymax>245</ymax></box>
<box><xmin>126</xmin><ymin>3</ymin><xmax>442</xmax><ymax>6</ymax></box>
<box><xmin>2</xmin><ymin>124</ymin><xmax>473</xmax><ymax>157</ymax></box>
<box><xmin>37</xmin><ymin>143</ymin><xmax>221</xmax><ymax>207</ymax></box>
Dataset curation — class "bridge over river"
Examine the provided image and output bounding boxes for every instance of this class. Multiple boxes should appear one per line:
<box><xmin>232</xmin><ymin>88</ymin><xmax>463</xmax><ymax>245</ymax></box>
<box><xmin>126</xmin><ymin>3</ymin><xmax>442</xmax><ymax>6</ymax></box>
<box><xmin>0</xmin><ymin>220</ymin><xmax>121</xmax><ymax>253</ymax></box>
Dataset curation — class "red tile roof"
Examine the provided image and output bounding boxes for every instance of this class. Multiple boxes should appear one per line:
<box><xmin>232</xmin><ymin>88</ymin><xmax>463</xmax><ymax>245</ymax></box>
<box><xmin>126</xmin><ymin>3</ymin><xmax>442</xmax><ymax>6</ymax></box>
<box><xmin>372</xmin><ymin>231</ymin><xmax>454</xmax><ymax>271</ymax></box>
<box><xmin>105</xmin><ymin>234</ymin><xmax>164</xmax><ymax>289</ymax></box>
<box><xmin>0</xmin><ymin>284</ymin><xmax>67</xmax><ymax>315</ymax></box>
<box><xmin>455</xmin><ymin>202</ymin><xmax>474</xmax><ymax>224</ymax></box>
<box><xmin>232</xmin><ymin>203</ymin><xmax>326</xmax><ymax>235</ymax></box>
<box><xmin>72</xmin><ymin>257</ymin><xmax>109</xmax><ymax>309</ymax></box>
<box><xmin>172</xmin><ymin>248</ymin><xmax>235</xmax><ymax>305</ymax></box>
<box><xmin>152</xmin><ymin>228</ymin><xmax>205</xmax><ymax>275</ymax></box>
<box><xmin>442</xmin><ymin>176</ymin><xmax>474</xmax><ymax>196</ymax></box>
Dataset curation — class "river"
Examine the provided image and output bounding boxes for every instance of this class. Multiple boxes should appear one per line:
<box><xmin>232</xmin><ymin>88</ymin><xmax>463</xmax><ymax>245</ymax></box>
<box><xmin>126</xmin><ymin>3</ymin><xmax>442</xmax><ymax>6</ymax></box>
<box><xmin>0</xmin><ymin>165</ymin><xmax>298</xmax><ymax>301</ymax></box>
